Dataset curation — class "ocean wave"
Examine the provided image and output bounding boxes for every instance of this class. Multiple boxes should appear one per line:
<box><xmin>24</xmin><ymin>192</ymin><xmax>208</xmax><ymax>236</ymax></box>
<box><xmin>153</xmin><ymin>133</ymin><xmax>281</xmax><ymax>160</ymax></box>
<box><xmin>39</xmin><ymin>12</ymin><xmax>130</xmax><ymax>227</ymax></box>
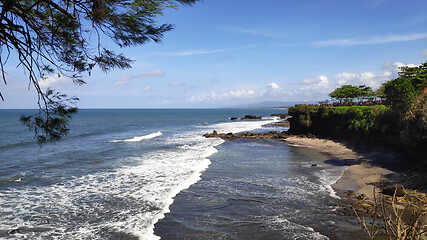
<box><xmin>110</xmin><ymin>131</ymin><xmax>163</xmax><ymax>143</ymax></box>
<box><xmin>0</xmin><ymin>115</ymin><xmax>282</xmax><ymax>239</ymax></box>
<box><xmin>315</xmin><ymin>167</ymin><xmax>347</xmax><ymax>199</ymax></box>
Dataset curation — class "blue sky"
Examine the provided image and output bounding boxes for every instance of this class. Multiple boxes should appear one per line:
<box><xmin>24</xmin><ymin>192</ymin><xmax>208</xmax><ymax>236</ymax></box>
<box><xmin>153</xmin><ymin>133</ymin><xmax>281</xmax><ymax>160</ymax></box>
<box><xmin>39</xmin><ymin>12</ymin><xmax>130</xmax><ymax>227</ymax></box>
<box><xmin>1</xmin><ymin>0</ymin><xmax>427</xmax><ymax>108</ymax></box>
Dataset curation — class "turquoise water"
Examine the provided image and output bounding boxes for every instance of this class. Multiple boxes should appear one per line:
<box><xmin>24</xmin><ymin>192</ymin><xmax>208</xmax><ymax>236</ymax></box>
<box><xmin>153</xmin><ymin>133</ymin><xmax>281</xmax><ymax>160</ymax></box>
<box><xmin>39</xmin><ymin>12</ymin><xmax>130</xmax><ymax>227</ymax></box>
<box><xmin>0</xmin><ymin>109</ymin><xmax>359</xmax><ymax>239</ymax></box>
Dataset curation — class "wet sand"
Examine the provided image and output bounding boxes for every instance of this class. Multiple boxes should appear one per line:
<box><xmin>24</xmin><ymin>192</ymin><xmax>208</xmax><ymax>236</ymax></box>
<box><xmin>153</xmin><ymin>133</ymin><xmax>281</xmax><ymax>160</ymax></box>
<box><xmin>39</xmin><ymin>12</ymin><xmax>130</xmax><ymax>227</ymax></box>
<box><xmin>283</xmin><ymin>136</ymin><xmax>394</xmax><ymax>199</ymax></box>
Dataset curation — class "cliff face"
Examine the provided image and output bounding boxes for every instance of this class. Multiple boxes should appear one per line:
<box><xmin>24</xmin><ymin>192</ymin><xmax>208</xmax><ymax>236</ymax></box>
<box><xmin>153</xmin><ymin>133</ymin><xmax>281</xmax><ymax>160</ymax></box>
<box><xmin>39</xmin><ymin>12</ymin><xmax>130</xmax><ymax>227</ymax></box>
<box><xmin>287</xmin><ymin>105</ymin><xmax>398</xmax><ymax>136</ymax></box>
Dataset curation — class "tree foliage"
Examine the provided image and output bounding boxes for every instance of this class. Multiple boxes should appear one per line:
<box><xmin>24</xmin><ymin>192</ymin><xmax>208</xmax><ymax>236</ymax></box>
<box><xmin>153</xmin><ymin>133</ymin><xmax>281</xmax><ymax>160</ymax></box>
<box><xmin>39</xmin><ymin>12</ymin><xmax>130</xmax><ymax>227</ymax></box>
<box><xmin>0</xmin><ymin>0</ymin><xmax>198</xmax><ymax>144</ymax></box>
<box><xmin>383</xmin><ymin>77</ymin><xmax>417</xmax><ymax>113</ymax></box>
<box><xmin>383</xmin><ymin>62</ymin><xmax>427</xmax><ymax>113</ymax></box>
<box><xmin>288</xmin><ymin>105</ymin><xmax>396</xmax><ymax>136</ymax></box>
<box><xmin>383</xmin><ymin>62</ymin><xmax>427</xmax><ymax>146</ymax></box>
<box><xmin>20</xmin><ymin>88</ymin><xmax>78</xmax><ymax>144</ymax></box>
<box><xmin>329</xmin><ymin>85</ymin><xmax>373</xmax><ymax>103</ymax></box>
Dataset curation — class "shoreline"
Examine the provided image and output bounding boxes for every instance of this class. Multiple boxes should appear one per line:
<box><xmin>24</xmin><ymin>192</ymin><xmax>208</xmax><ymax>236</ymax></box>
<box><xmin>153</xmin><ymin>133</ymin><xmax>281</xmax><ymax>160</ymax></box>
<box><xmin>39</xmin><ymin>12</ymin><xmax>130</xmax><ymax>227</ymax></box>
<box><xmin>282</xmin><ymin>136</ymin><xmax>394</xmax><ymax>199</ymax></box>
<box><xmin>203</xmin><ymin>129</ymin><xmax>403</xmax><ymax>199</ymax></box>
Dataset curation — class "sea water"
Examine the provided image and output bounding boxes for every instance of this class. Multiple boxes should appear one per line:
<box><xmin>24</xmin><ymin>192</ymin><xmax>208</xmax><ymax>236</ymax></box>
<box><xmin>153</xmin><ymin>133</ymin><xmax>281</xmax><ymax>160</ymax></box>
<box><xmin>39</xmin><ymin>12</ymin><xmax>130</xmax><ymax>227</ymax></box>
<box><xmin>0</xmin><ymin>109</ymin><xmax>360</xmax><ymax>239</ymax></box>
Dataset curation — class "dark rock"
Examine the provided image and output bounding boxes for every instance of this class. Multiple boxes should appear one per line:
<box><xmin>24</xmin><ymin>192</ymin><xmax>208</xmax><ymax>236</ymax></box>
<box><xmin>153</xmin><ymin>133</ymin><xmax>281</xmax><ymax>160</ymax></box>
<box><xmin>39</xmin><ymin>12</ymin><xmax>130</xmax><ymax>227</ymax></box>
<box><xmin>240</xmin><ymin>115</ymin><xmax>262</xmax><ymax>120</ymax></box>
<box><xmin>273</xmin><ymin>120</ymin><xmax>290</xmax><ymax>127</ymax></box>
<box><xmin>8</xmin><ymin>228</ymin><xmax>21</xmax><ymax>234</ymax></box>
<box><xmin>230</xmin><ymin>117</ymin><xmax>238</xmax><ymax>120</ymax></box>
<box><xmin>270</xmin><ymin>113</ymin><xmax>289</xmax><ymax>119</ymax></box>
<box><xmin>311</xmin><ymin>164</ymin><xmax>317</xmax><ymax>167</ymax></box>
<box><xmin>382</xmin><ymin>185</ymin><xmax>406</xmax><ymax>197</ymax></box>
<box><xmin>203</xmin><ymin>130</ymin><xmax>288</xmax><ymax>140</ymax></box>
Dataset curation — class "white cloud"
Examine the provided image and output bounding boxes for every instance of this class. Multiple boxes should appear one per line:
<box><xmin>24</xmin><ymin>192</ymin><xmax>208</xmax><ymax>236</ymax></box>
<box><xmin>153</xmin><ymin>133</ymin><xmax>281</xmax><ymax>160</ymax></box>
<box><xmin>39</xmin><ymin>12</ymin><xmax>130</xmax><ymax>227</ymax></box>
<box><xmin>268</xmin><ymin>82</ymin><xmax>280</xmax><ymax>90</ymax></box>
<box><xmin>143</xmin><ymin>86</ymin><xmax>151</xmax><ymax>92</ymax></box>
<box><xmin>297</xmin><ymin>62</ymin><xmax>417</xmax><ymax>100</ymax></box>
<box><xmin>136</xmin><ymin>70</ymin><xmax>164</xmax><ymax>78</ymax></box>
<box><xmin>187</xmin><ymin>61</ymin><xmax>418</xmax><ymax>104</ymax></box>
<box><xmin>152</xmin><ymin>44</ymin><xmax>260</xmax><ymax>57</ymax></box>
<box><xmin>114</xmin><ymin>70</ymin><xmax>164</xmax><ymax>86</ymax></box>
<box><xmin>188</xmin><ymin>82</ymin><xmax>290</xmax><ymax>104</ymax></box>
<box><xmin>300</xmin><ymin>75</ymin><xmax>331</xmax><ymax>94</ymax></box>
<box><xmin>113</xmin><ymin>76</ymin><xmax>132</xmax><ymax>86</ymax></box>
<box><xmin>219</xmin><ymin>26</ymin><xmax>288</xmax><ymax>39</ymax></box>
<box><xmin>382</xmin><ymin>61</ymin><xmax>416</xmax><ymax>79</ymax></box>
<box><xmin>38</xmin><ymin>73</ymin><xmax>73</xmax><ymax>89</ymax></box>
<box><xmin>315</xmin><ymin>32</ymin><xmax>427</xmax><ymax>47</ymax></box>
<box><xmin>170</xmin><ymin>81</ymin><xmax>185</xmax><ymax>87</ymax></box>
<box><xmin>188</xmin><ymin>89</ymin><xmax>256</xmax><ymax>103</ymax></box>
<box><xmin>334</xmin><ymin>72</ymin><xmax>389</xmax><ymax>90</ymax></box>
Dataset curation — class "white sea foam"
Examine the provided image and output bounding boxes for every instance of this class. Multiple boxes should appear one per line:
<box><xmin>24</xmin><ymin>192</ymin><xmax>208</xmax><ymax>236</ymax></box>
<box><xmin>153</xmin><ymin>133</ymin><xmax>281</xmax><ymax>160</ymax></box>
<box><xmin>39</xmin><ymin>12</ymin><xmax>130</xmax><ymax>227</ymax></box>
<box><xmin>110</xmin><ymin>131</ymin><xmax>163</xmax><ymax>142</ymax></box>
<box><xmin>315</xmin><ymin>167</ymin><xmax>347</xmax><ymax>199</ymax></box>
<box><xmin>0</xmin><ymin>118</ymin><xmax>276</xmax><ymax>239</ymax></box>
<box><xmin>286</xmin><ymin>142</ymin><xmax>347</xmax><ymax>199</ymax></box>
<box><xmin>268</xmin><ymin>216</ymin><xmax>329</xmax><ymax>240</ymax></box>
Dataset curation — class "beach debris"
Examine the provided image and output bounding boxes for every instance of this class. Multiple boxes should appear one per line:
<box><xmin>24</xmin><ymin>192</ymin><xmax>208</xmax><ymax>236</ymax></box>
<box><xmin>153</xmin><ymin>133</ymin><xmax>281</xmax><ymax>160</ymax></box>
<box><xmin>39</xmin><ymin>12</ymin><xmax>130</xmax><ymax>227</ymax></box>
<box><xmin>357</xmin><ymin>194</ymin><xmax>367</xmax><ymax>200</ymax></box>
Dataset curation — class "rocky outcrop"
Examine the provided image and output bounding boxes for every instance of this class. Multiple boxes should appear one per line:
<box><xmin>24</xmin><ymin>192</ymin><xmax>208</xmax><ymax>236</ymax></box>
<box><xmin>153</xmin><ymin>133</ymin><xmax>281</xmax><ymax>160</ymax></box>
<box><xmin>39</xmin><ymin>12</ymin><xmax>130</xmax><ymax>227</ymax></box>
<box><xmin>240</xmin><ymin>115</ymin><xmax>262</xmax><ymax>120</ymax></box>
<box><xmin>270</xmin><ymin>113</ymin><xmax>289</xmax><ymax>119</ymax></box>
<box><xmin>272</xmin><ymin>120</ymin><xmax>290</xmax><ymax>127</ymax></box>
<box><xmin>203</xmin><ymin>131</ymin><xmax>288</xmax><ymax>140</ymax></box>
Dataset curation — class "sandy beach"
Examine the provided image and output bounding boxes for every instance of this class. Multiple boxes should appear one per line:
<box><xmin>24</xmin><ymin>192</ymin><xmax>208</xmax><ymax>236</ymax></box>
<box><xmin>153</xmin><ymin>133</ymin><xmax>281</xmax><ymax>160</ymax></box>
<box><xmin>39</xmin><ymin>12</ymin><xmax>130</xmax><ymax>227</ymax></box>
<box><xmin>283</xmin><ymin>136</ymin><xmax>395</xmax><ymax>199</ymax></box>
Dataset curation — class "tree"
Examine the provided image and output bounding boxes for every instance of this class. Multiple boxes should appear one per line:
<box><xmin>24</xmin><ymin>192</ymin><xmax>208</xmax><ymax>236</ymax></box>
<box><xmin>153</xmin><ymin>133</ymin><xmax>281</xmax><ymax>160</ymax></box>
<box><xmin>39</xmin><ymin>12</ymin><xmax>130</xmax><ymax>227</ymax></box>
<box><xmin>383</xmin><ymin>62</ymin><xmax>427</xmax><ymax>113</ymax></box>
<box><xmin>383</xmin><ymin>77</ymin><xmax>416</xmax><ymax>113</ymax></box>
<box><xmin>383</xmin><ymin>61</ymin><xmax>427</xmax><ymax>146</ymax></box>
<box><xmin>0</xmin><ymin>0</ymin><xmax>199</xmax><ymax>144</ymax></box>
<box><xmin>358</xmin><ymin>85</ymin><xmax>373</xmax><ymax>102</ymax></box>
<box><xmin>329</xmin><ymin>85</ymin><xmax>362</xmax><ymax>103</ymax></box>
<box><xmin>398</xmin><ymin>62</ymin><xmax>427</xmax><ymax>93</ymax></box>
<box><xmin>329</xmin><ymin>85</ymin><xmax>374</xmax><ymax>104</ymax></box>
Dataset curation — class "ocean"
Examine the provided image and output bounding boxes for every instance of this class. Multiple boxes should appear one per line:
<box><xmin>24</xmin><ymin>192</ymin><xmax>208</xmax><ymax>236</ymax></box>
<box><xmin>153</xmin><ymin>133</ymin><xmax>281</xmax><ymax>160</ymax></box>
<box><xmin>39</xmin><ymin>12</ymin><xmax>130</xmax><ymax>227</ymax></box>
<box><xmin>0</xmin><ymin>109</ymin><xmax>362</xmax><ymax>239</ymax></box>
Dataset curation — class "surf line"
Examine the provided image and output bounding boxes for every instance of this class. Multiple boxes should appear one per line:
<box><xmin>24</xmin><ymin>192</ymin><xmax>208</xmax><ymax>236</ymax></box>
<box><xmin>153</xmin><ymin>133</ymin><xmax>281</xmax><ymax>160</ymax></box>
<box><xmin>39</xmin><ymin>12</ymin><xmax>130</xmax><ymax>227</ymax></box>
<box><xmin>110</xmin><ymin>131</ymin><xmax>163</xmax><ymax>143</ymax></box>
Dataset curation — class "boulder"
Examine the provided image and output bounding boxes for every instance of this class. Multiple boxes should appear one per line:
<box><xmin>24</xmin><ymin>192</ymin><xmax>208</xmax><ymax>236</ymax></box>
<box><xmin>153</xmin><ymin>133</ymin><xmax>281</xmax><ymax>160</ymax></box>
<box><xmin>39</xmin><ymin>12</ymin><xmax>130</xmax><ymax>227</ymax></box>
<box><xmin>230</xmin><ymin>117</ymin><xmax>238</xmax><ymax>120</ymax></box>
<box><xmin>382</xmin><ymin>185</ymin><xmax>406</xmax><ymax>197</ymax></box>
<box><xmin>240</xmin><ymin>115</ymin><xmax>262</xmax><ymax>120</ymax></box>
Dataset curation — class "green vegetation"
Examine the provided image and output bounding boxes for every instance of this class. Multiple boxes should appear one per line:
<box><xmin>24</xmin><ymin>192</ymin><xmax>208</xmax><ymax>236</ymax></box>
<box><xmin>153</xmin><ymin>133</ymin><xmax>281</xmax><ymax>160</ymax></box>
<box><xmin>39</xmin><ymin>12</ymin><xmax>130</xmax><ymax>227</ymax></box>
<box><xmin>288</xmin><ymin>105</ymin><xmax>397</xmax><ymax>136</ymax></box>
<box><xmin>382</xmin><ymin>62</ymin><xmax>427</xmax><ymax>146</ymax></box>
<box><xmin>329</xmin><ymin>85</ymin><xmax>374</xmax><ymax>103</ymax></box>
<box><xmin>289</xmin><ymin>61</ymin><xmax>427</xmax><ymax>148</ymax></box>
<box><xmin>0</xmin><ymin>0</ymin><xmax>199</xmax><ymax>144</ymax></box>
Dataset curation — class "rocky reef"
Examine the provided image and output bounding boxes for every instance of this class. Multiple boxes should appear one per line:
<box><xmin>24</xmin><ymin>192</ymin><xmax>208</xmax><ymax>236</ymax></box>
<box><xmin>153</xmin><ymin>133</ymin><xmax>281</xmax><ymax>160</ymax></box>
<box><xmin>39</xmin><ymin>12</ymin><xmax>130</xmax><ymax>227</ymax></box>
<box><xmin>203</xmin><ymin>130</ymin><xmax>288</xmax><ymax>140</ymax></box>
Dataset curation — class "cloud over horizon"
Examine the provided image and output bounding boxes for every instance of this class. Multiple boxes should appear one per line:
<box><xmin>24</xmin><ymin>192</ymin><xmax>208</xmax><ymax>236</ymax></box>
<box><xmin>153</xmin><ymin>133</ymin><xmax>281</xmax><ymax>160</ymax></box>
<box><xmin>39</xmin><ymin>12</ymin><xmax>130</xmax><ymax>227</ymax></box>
<box><xmin>187</xmin><ymin>61</ymin><xmax>418</xmax><ymax>105</ymax></box>
<box><xmin>114</xmin><ymin>70</ymin><xmax>164</xmax><ymax>86</ymax></box>
<box><xmin>315</xmin><ymin>32</ymin><xmax>427</xmax><ymax>47</ymax></box>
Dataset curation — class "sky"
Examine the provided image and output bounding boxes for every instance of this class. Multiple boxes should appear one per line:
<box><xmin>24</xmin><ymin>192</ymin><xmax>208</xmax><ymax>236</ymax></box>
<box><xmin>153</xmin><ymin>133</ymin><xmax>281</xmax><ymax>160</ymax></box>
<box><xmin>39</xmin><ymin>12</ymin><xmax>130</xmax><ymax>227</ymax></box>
<box><xmin>1</xmin><ymin>0</ymin><xmax>427</xmax><ymax>109</ymax></box>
